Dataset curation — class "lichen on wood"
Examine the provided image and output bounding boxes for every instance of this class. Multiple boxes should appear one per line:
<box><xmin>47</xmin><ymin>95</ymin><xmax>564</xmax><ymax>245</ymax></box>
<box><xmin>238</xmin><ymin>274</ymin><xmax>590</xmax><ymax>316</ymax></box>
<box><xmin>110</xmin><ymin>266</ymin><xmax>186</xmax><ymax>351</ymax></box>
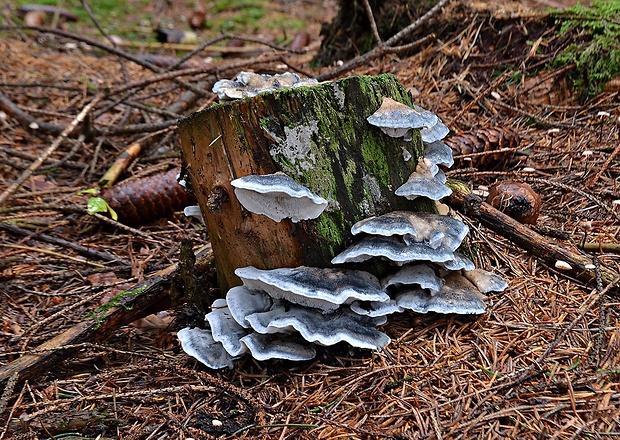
<box><xmin>179</xmin><ymin>74</ymin><xmax>426</xmax><ymax>290</ymax></box>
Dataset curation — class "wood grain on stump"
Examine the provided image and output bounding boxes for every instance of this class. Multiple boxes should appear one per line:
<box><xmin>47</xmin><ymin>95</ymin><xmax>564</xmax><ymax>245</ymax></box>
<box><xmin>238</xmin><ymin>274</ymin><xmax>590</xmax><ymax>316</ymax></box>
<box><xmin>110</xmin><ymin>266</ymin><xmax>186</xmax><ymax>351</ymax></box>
<box><xmin>179</xmin><ymin>74</ymin><xmax>427</xmax><ymax>290</ymax></box>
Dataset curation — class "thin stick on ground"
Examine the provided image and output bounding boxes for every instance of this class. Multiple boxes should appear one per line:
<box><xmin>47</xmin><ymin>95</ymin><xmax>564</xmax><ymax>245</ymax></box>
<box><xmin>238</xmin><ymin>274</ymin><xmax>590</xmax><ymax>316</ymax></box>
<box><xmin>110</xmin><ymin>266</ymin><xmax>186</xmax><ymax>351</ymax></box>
<box><xmin>586</xmin><ymin>141</ymin><xmax>620</xmax><ymax>187</ymax></box>
<box><xmin>0</xmin><ymin>222</ymin><xmax>126</xmax><ymax>264</ymax></box>
<box><xmin>0</xmin><ymin>94</ymin><xmax>103</xmax><ymax>205</ymax></box>
<box><xmin>362</xmin><ymin>0</ymin><xmax>382</xmax><ymax>44</ymax></box>
<box><xmin>446</xmin><ymin>179</ymin><xmax>620</xmax><ymax>289</ymax></box>
<box><xmin>0</xmin><ymin>244</ymin><xmax>213</xmax><ymax>386</ymax></box>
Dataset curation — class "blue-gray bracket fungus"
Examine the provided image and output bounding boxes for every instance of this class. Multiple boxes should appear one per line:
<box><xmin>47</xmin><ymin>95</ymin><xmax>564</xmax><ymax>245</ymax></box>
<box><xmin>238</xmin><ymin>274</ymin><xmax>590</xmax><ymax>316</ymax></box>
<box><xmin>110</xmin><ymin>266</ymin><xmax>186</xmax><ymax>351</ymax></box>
<box><xmin>240</xmin><ymin>333</ymin><xmax>317</xmax><ymax>362</ymax></box>
<box><xmin>178</xmin><ymin>265</ymin><xmax>391</xmax><ymax>369</ymax></box>
<box><xmin>245</xmin><ymin>302</ymin><xmax>390</xmax><ymax>349</ymax></box>
<box><xmin>205</xmin><ymin>299</ymin><xmax>248</xmax><ymax>357</ymax></box>
<box><xmin>183</xmin><ymin>205</ymin><xmax>204</xmax><ymax>223</ymax></box>
<box><xmin>428</xmin><ymin>272</ymin><xmax>488</xmax><ymax>314</ymax></box>
<box><xmin>395</xmin><ymin>288</ymin><xmax>432</xmax><ymax>314</ymax></box>
<box><xmin>213</xmin><ymin>71</ymin><xmax>319</xmax><ymax>101</ymax></box>
<box><xmin>351</xmin><ymin>211</ymin><xmax>468</xmax><ymax>251</ymax></box>
<box><xmin>417</xmin><ymin>107</ymin><xmax>450</xmax><ymax>144</ymax></box>
<box><xmin>439</xmin><ymin>252</ymin><xmax>476</xmax><ymax>271</ymax></box>
<box><xmin>382</xmin><ymin>263</ymin><xmax>444</xmax><ymax>294</ymax></box>
<box><xmin>349</xmin><ymin>299</ymin><xmax>403</xmax><ymax>318</ymax></box>
<box><xmin>394</xmin><ymin>272</ymin><xmax>490</xmax><ymax>315</ymax></box>
<box><xmin>395</xmin><ymin>160</ymin><xmax>452</xmax><ymax>201</ymax></box>
<box><xmin>367</xmin><ymin>97</ymin><xmax>439</xmax><ymax>141</ymax></box>
<box><xmin>424</xmin><ymin>140</ymin><xmax>454</xmax><ymax>168</ymax></box>
<box><xmin>226</xmin><ymin>286</ymin><xmax>272</xmax><ymax>328</ymax></box>
<box><xmin>230</xmin><ymin>173</ymin><xmax>328</xmax><ymax>223</ymax></box>
<box><xmin>331</xmin><ymin>236</ymin><xmax>455</xmax><ymax>266</ymax></box>
<box><xmin>235</xmin><ymin>266</ymin><xmax>388</xmax><ymax>312</ymax></box>
<box><xmin>177</xmin><ymin>327</ymin><xmax>236</xmax><ymax>369</ymax></box>
<box><xmin>463</xmin><ymin>268</ymin><xmax>509</xmax><ymax>293</ymax></box>
<box><xmin>177</xmin><ymin>81</ymin><xmax>512</xmax><ymax>370</ymax></box>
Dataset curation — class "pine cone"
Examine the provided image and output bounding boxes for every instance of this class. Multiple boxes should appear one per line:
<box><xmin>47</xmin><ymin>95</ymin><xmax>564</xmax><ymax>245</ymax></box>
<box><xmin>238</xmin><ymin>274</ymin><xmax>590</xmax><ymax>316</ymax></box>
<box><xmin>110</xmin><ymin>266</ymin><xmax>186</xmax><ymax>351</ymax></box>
<box><xmin>445</xmin><ymin>126</ymin><xmax>522</xmax><ymax>170</ymax></box>
<box><xmin>101</xmin><ymin>167</ymin><xmax>196</xmax><ymax>226</ymax></box>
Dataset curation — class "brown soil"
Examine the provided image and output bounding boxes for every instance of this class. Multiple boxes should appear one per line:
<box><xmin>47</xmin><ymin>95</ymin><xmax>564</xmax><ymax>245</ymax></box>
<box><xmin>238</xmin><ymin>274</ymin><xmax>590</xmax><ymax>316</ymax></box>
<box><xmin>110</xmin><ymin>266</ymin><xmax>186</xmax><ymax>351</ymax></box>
<box><xmin>0</xmin><ymin>1</ymin><xmax>619</xmax><ymax>439</ymax></box>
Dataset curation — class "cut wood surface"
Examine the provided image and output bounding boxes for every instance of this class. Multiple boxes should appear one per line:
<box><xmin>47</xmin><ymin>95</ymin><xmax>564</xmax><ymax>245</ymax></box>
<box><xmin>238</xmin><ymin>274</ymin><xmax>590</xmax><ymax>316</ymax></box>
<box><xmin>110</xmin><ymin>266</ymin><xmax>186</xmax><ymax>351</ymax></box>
<box><xmin>179</xmin><ymin>74</ymin><xmax>427</xmax><ymax>290</ymax></box>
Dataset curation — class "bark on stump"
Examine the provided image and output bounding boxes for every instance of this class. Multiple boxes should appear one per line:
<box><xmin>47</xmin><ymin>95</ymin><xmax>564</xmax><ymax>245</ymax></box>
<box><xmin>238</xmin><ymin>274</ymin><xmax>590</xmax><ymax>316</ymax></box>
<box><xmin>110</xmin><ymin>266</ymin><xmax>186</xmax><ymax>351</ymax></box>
<box><xmin>178</xmin><ymin>74</ymin><xmax>428</xmax><ymax>291</ymax></box>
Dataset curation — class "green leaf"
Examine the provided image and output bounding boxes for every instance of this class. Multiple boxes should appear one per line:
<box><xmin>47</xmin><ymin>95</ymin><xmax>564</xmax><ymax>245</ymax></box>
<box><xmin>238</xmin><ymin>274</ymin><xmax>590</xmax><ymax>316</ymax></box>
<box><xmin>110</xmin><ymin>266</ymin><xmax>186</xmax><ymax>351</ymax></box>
<box><xmin>87</xmin><ymin>197</ymin><xmax>111</xmax><ymax>215</ymax></box>
<box><xmin>107</xmin><ymin>205</ymin><xmax>118</xmax><ymax>221</ymax></box>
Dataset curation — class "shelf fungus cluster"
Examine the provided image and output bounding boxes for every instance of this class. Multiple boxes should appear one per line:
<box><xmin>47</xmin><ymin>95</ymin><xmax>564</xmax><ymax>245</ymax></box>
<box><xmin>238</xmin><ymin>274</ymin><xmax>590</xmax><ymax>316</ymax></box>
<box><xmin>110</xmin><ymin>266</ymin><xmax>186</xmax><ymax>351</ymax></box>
<box><xmin>213</xmin><ymin>71</ymin><xmax>319</xmax><ymax>101</ymax></box>
<box><xmin>178</xmin><ymin>84</ymin><xmax>508</xmax><ymax>369</ymax></box>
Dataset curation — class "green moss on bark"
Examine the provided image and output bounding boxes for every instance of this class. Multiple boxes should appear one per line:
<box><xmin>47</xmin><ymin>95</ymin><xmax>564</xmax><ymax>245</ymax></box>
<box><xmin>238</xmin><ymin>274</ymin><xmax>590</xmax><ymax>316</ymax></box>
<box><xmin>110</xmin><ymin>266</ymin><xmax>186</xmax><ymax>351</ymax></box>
<box><xmin>180</xmin><ymin>74</ymin><xmax>430</xmax><ymax>283</ymax></box>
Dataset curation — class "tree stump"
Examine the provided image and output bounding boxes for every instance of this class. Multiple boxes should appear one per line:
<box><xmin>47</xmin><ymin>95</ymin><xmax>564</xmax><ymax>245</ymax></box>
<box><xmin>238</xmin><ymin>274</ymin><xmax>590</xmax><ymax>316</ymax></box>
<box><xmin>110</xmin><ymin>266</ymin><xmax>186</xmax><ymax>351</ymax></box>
<box><xmin>178</xmin><ymin>74</ymin><xmax>428</xmax><ymax>290</ymax></box>
<box><xmin>315</xmin><ymin>0</ymin><xmax>439</xmax><ymax>65</ymax></box>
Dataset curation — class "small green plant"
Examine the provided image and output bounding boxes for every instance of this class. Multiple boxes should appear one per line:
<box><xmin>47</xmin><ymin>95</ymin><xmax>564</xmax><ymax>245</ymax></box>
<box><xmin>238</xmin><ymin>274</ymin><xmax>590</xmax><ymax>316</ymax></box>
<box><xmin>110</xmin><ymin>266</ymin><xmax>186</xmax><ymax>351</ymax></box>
<box><xmin>80</xmin><ymin>188</ymin><xmax>118</xmax><ymax>220</ymax></box>
<box><xmin>550</xmin><ymin>0</ymin><xmax>620</xmax><ymax>97</ymax></box>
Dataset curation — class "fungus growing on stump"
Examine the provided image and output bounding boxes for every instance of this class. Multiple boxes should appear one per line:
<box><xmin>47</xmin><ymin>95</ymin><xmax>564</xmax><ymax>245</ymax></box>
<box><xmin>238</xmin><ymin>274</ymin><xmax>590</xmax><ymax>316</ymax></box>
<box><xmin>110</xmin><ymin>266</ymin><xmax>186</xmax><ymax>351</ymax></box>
<box><xmin>230</xmin><ymin>173</ymin><xmax>328</xmax><ymax>223</ymax></box>
<box><xmin>395</xmin><ymin>160</ymin><xmax>452</xmax><ymax>201</ymax></box>
<box><xmin>177</xmin><ymin>73</ymin><xmax>509</xmax><ymax>369</ymax></box>
<box><xmin>213</xmin><ymin>71</ymin><xmax>319</xmax><ymax>101</ymax></box>
<box><xmin>235</xmin><ymin>266</ymin><xmax>389</xmax><ymax>312</ymax></box>
<box><xmin>367</xmin><ymin>97</ymin><xmax>439</xmax><ymax>141</ymax></box>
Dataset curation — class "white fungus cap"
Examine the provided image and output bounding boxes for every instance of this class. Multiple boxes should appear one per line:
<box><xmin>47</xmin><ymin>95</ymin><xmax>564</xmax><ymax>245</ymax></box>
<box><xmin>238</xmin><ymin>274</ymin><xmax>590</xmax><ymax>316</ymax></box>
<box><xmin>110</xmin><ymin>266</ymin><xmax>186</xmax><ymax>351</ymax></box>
<box><xmin>395</xmin><ymin>161</ymin><xmax>452</xmax><ymax>201</ymax></box>
<box><xmin>350</xmin><ymin>299</ymin><xmax>403</xmax><ymax>318</ymax></box>
<box><xmin>212</xmin><ymin>72</ymin><xmax>319</xmax><ymax>101</ymax></box>
<box><xmin>382</xmin><ymin>263</ymin><xmax>443</xmax><ymax>294</ymax></box>
<box><xmin>331</xmin><ymin>236</ymin><xmax>455</xmax><ymax>265</ymax></box>
<box><xmin>427</xmin><ymin>272</ymin><xmax>487</xmax><ymax>314</ymax></box>
<box><xmin>212</xmin><ymin>79</ymin><xmax>243</xmax><ymax>100</ymax></box>
<box><xmin>395</xmin><ymin>287</ymin><xmax>431</xmax><ymax>313</ymax></box>
<box><xmin>462</xmin><ymin>268</ymin><xmax>509</xmax><ymax>293</ymax></box>
<box><xmin>438</xmin><ymin>252</ymin><xmax>475</xmax><ymax>271</ymax></box>
<box><xmin>395</xmin><ymin>272</ymin><xmax>487</xmax><ymax>315</ymax></box>
<box><xmin>239</xmin><ymin>332</ymin><xmax>317</xmax><ymax>361</ymax></box>
<box><xmin>367</xmin><ymin>97</ymin><xmax>439</xmax><ymax>140</ymax></box>
<box><xmin>177</xmin><ymin>327</ymin><xmax>236</xmax><ymax>369</ymax></box>
<box><xmin>205</xmin><ymin>299</ymin><xmax>249</xmax><ymax>357</ymax></box>
<box><xmin>235</xmin><ymin>266</ymin><xmax>388</xmax><ymax>312</ymax></box>
<box><xmin>352</xmin><ymin>211</ymin><xmax>442</xmax><ymax>248</ymax></box>
<box><xmin>183</xmin><ymin>205</ymin><xmax>204</xmax><ymax>223</ymax></box>
<box><xmin>225</xmin><ymin>286</ymin><xmax>272</xmax><ymax>328</ymax></box>
<box><xmin>351</xmin><ymin>211</ymin><xmax>468</xmax><ymax>251</ymax></box>
<box><xmin>423</xmin><ymin>140</ymin><xmax>454</xmax><ymax>168</ymax></box>
<box><xmin>245</xmin><ymin>302</ymin><xmax>391</xmax><ymax>349</ymax></box>
<box><xmin>231</xmin><ymin>173</ymin><xmax>328</xmax><ymax>223</ymax></box>
<box><xmin>420</xmin><ymin>118</ymin><xmax>450</xmax><ymax>143</ymax></box>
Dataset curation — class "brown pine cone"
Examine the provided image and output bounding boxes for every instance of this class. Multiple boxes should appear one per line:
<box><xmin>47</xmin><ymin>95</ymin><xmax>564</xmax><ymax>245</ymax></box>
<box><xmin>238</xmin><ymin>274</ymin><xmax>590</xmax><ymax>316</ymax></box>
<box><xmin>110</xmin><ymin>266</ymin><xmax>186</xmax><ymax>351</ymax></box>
<box><xmin>101</xmin><ymin>167</ymin><xmax>196</xmax><ymax>226</ymax></box>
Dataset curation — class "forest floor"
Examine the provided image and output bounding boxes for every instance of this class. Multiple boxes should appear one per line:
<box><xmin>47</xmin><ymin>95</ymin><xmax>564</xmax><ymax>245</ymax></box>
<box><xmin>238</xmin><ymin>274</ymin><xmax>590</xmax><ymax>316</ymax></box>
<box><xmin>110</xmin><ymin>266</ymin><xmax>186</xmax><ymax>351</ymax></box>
<box><xmin>1</xmin><ymin>0</ymin><xmax>619</xmax><ymax>439</ymax></box>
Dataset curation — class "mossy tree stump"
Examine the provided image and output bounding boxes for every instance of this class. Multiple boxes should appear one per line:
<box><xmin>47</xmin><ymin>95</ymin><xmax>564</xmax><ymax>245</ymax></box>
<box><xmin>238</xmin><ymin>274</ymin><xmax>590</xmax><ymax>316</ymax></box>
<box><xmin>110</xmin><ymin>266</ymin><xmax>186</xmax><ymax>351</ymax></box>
<box><xmin>178</xmin><ymin>74</ymin><xmax>428</xmax><ymax>291</ymax></box>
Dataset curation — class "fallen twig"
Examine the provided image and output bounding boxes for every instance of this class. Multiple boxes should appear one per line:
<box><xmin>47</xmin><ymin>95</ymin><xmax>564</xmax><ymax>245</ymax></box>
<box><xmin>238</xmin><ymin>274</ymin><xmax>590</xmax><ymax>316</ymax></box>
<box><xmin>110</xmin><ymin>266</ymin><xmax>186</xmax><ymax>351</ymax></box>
<box><xmin>0</xmin><ymin>244</ymin><xmax>213</xmax><ymax>385</ymax></box>
<box><xmin>580</xmin><ymin>242</ymin><xmax>620</xmax><ymax>254</ymax></box>
<box><xmin>526</xmin><ymin>177</ymin><xmax>620</xmax><ymax>222</ymax></box>
<box><xmin>362</xmin><ymin>0</ymin><xmax>382</xmax><ymax>44</ymax></box>
<box><xmin>0</xmin><ymin>95</ymin><xmax>103</xmax><ymax>205</ymax></box>
<box><xmin>446</xmin><ymin>179</ymin><xmax>620</xmax><ymax>289</ymax></box>
<box><xmin>586</xmin><ymin>142</ymin><xmax>620</xmax><ymax>187</ymax></box>
<box><xmin>0</xmin><ymin>222</ymin><xmax>126</xmax><ymax>264</ymax></box>
<box><xmin>0</xmin><ymin>91</ymin><xmax>64</xmax><ymax>134</ymax></box>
